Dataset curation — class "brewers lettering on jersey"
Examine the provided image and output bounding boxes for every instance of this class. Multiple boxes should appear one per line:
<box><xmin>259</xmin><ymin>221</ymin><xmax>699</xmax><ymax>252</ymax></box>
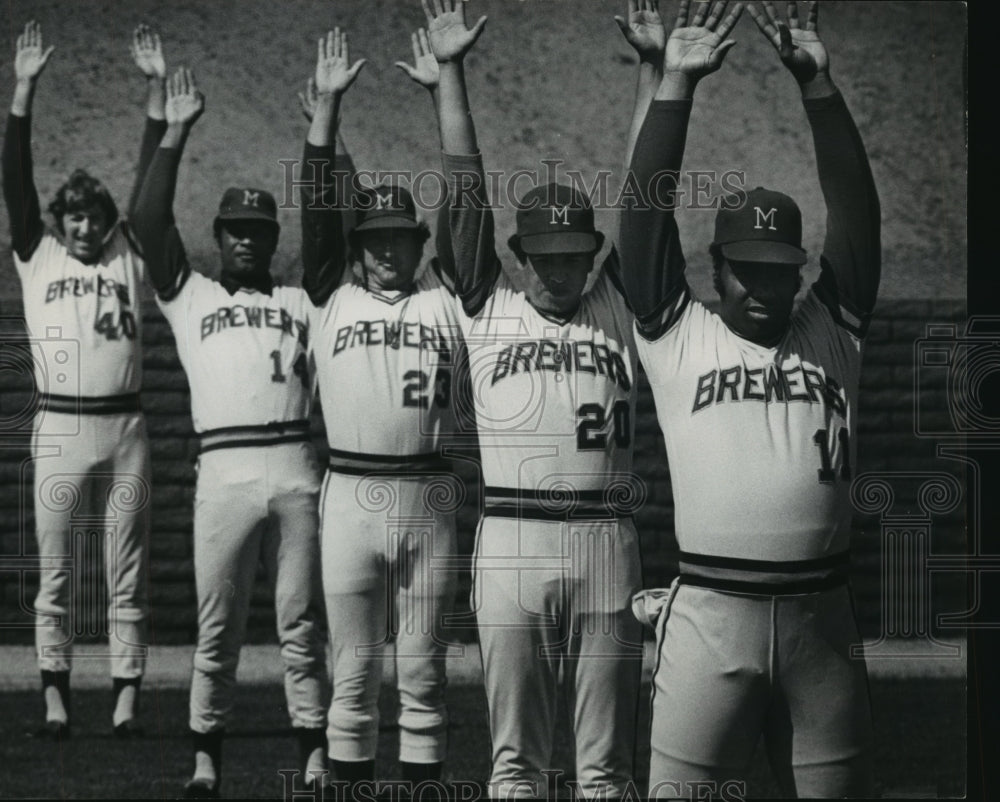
<box><xmin>619</xmin><ymin>1</ymin><xmax>880</xmax><ymax>798</ymax></box>
<box><xmin>297</xmin><ymin>28</ymin><xmax>463</xmax><ymax>791</ymax></box>
<box><xmin>1</xmin><ymin>21</ymin><xmax>163</xmax><ymax>741</ymax></box>
<box><xmin>130</xmin><ymin>67</ymin><xmax>329</xmax><ymax>798</ymax></box>
<box><xmin>424</xmin><ymin>2</ymin><xmax>645</xmax><ymax>797</ymax></box>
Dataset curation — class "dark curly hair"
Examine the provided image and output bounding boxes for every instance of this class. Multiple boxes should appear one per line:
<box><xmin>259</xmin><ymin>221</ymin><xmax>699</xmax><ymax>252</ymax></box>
<box><xmin>48</xmin><ymin>169</ymin><xmax>119</xmax><ymax>235</ymax></box>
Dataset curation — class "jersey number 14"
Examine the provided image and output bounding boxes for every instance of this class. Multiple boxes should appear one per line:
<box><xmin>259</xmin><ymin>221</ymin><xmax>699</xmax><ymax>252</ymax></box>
<box><xmin>270</xmin><ymin>350</ymin><xmax>310</xmax><ymax>388</ymax></box>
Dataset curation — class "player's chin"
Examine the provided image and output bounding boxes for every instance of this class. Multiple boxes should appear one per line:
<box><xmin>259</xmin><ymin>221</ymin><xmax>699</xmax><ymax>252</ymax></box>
<box><xmin>231</xmin><ymin>254</ymin><xmax>265</xmax><ymax>273</ymax></box>
<box><xmin>742</xmin><ymin>310</ymin><xmax>790</xmax><ymax>343</ymax></box>
<box><xmin>537</xmin><ymin>295</ymin><xmax>576</xmax><ymax>318</ymax></box>
<box><xmin>368</xmin><ymin>263</ymin><xmax>417</xmax><ymax>290</ymax></box>
<box><xmin>69</xmin><ymin>241</ymin><xmax>102</xmax><ymax>261</ymax></box>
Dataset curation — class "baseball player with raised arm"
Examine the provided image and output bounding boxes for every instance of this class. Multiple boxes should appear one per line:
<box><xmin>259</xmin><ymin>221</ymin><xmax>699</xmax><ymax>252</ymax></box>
<box><xmin>619</xmin><ymin>1</ymin><xmax>879</xmax><ymax>797</ymax></box>
<box><xmin>130</xmin><ymin>69</ymin><xmax>328</xmax><ymax>799</ymax></box>
<box><xmin>299</xmin><ymin>29</ymin><xmax>465</xmax><ymax>792</ymax></box>
<box><xmin>424</xmin><ymin>1</ymin><xmax>648</xmax><ymax>796</ymax></box>
<box><xmin>2</xmin><ymin>21</ymin><xmax>167</xmax><ymax>740</ymax></box>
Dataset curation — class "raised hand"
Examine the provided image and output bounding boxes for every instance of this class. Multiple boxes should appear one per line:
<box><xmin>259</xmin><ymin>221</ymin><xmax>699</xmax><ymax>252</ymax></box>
<box><xmin>748</xmin><ymin>1</ymin><xmax>827</xmax><ymax>85</ymax></box>
<box><xmin>615</xmin><ymin>0</ymin><xmax>667</xmax><ymax>64</ymax></box>
<box><xmin>165</xmin><ymin>67</ymin><xmax>204</xmax><ymax>128</ymax></box>
<box><xmin>315</xmin><ymin>28</ymin><xmax>366</xmax><ymax>96</ymax></box>
<box><xmin>421</xmin><ymin>0</ymin><xmax>487</xmax><ymax>63</ymax></box>
<box><xmin>299</xmin><ymin>76</ymin><xmax>318</xmax><ymax>122</ymax></box>
<box><xmin>14</xmin><ymin>21</ymin><xmax>55</xmax><ymax>82</ymax></box>
<box><xmin>664</xmin><ymin>0</ymin><xmax>744</xmax><ymax>80</ymax></box>
<box><xmin>130</xmin><ymin>24</ymin><xmax>166</xmax><ymax>80</ymax></box>
<box><xmin>395</xmin><ymin>28</ymin><xmax>440</xmax><ymax>90</ymax></box>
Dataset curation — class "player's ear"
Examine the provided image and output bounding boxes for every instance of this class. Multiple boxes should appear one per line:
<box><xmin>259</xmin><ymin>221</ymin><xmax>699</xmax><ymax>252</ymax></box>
<box><xmin>264</xmin><ymin>226</ymin><xmax>279</xmax><ymax>255</ymax></box>
<box><xmin>506</xmin><ymin>234</ymin><xmax>528</xmax><ymax>266</ymax></box>
<box><xmin>347</xmin><ymin>240</ymin><xmax>362</xmax><ymax>267</ymax></box>
<box><xmin>710</xmin><ymin>243</ymin><xmax>725</xmax><ymax>297</ymax></box>
<box><xmin>416</xmin><ymin>221</ymin><xmax>431</xmax><ymax>256</ymax></box>
<box><xmin>587</xmin><ymin>232</ymin><xmax>606</xmax><ymax>273</ymax></box>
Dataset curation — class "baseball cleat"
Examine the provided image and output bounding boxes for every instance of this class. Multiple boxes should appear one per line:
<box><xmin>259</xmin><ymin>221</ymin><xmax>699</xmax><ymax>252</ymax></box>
<box><xmin>183</xmin><ymin>778</ymin><xmax>220</xmax><ymax>799</ymax></box>
<box><xmin>113</xmin><ymin>720</ymin><xmax>145</xmax><ymax>739</ymax></box>
<box><xmin>30</xmin><ymin>720</ymin><xmax>71</xmax><ymax>740</ymax></box>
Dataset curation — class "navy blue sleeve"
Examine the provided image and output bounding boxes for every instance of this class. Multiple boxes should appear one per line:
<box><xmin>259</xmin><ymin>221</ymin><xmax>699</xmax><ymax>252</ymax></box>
<box><xmin>618</xmin><ymin>99</ymin><xmax>693</xmax><ymax>340</ymax></box>
<box><xmin>806</xmin><ymin>91</ymin><xmax>881</xmax><ymax>335</ymax></box>
<box><xmin>300</xmin><ymin>141</ymin><xmax>354</xmax><ymax>306</ymax></box>
<box><xmin>2</xmin><ymin>113</ymin><xmax>44</xmax><ymax>261</ymax></box>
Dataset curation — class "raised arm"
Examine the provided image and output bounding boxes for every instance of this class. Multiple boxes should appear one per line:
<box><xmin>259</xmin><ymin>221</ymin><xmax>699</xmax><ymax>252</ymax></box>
<box><xmin>127</xmin><ymin>24</ymin><xmax>168</xmax><ymax>217</ymax></box>
<box><xmin>2</xmin><ymin>21</ymin><xmax>54</xmax><ymax>262</ymax></box>
<box><xmin>750</xmin><ymin>0</ymin><xmax>880</xmax><ymax>323</ymax></box>
<box><xmin>422</xmin><ymin>0</ymin><xmax>495</xmax><ymax>315</ymax></box>
<box><xmin>299</xmin><ymin>75</ymin><xmax>357</xmax><ymax>249</ymax></box>
<box><xmin>615</xmin><ymin>1</ymin><xmax>667</xmax><ymax>170</ymax></box>
<box><xmin>620</xmin><ymin>0</ymin><xmax>743</xmax><ymax>338</ymax></box>
<box><xmin>130</xmin><ymin>67</ymin><xmax>204</xmax><ymax>300</ymax></box>
<box><xmin>300</xmin><ymin>29</ymin><xmax>365</xmax><ymax>306</ymax></box>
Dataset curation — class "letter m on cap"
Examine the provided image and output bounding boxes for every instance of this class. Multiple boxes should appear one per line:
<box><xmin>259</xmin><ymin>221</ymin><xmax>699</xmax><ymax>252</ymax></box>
<box><xmin>754</xmin><ymin>206</ymin><xmax>777</xmax><ymax>231</ymax></box>
<box><xmin>550</xmin><ymin>205</ymin><xmax>570</xmax><ymax>226</ymax></box>
<box><xmin>243</xmin><ymin>190</ymin><xmax>260</xmax><ymax>208</ymax></box>
<box><xmin>374</xmin><ymin>192</ymin><xmax>393</xmax><ymax>210</ymax></box>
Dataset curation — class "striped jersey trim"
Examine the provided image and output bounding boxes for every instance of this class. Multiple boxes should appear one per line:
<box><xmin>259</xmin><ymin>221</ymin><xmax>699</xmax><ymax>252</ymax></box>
<box><xmin>678</xmin><ymin>550</ymin><xmax>851</xmax><ymax>591</ymax></box>
<box><xmin>483</xmin><ymin>486</ymin><xmax>626</xmax><ymax>522</ymax></box>
<box><xmin>39</xmin><ymin>392</ymin><xmax>141</xmax><ymax>415</ymax></box>
<box><xmin>327</xmin><ymin>448</ymin><xmax>451</xmax><ymax>476</ymax></box>
<box><xmin>199</xmin><ymin>420</ymin><xmax>311</xmax><ymax>454</ymax></box>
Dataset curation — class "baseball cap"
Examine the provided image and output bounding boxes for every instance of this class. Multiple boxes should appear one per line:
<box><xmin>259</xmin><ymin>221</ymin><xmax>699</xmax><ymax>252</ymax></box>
<box><xmin>351</xmin><ymin>184</ymin><xmax>421</xmax><ymax>234</ymax></box>
<box><xmin>214</xmin><ymin>187</ymin><xmax>280</xmax><ymax>233</ymax></box>
<box><xmin>713</xmin><ymin>187</ymin><xmax>807</xmax><ymax>265</ymax></box>
<box><xmin>508</xmin><ymin>183</ymin><xmax>604</xmax><ymax>256</ymax></box>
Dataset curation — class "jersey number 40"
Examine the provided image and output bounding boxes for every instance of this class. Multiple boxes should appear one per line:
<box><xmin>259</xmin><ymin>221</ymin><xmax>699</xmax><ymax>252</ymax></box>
<box><xmin>94</xmin><ymin>311</ymin><xmax>137</xmax><ymax>340</ymax></box>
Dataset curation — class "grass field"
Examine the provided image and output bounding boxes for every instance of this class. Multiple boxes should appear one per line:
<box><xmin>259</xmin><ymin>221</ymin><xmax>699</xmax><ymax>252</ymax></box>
<box><xmin>0</xmin><ymin>678</ymin><xmax>965</xmax><ymax>799</ymax></box>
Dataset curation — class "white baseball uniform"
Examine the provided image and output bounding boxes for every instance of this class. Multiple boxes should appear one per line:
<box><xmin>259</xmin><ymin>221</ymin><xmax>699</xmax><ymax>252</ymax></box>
<box><xmin>620</xmin><ymin>93</ymin><xmax>880</xmax><ymax>798</ymax></box>
<box><xmin>301</xmin><ymin>142</ymin><xmax>464</xmax><ymax>767</ymax></box>
<box><xmin>441</xmin><ymin>152</ymin><xmax>645</xmax><ymax>800</ymax></box>
<box><xmin>3</xmin><ymin>112</ymin><xmax>156</xmax><ymax>683</ymax></box>
<box><xmin>157</xmin><ymin>271</ymin><xmax>328</xmax><ymax>734</ymax></box>
<box><xmin>637</xmin><ymin>288</ymin><xmax>873</xmax><ymax>797</ymax></box>
<box><xmin>130</xmin><ymin>139</ymin><xmax>329</xmax><ymax>738</ymax></box>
